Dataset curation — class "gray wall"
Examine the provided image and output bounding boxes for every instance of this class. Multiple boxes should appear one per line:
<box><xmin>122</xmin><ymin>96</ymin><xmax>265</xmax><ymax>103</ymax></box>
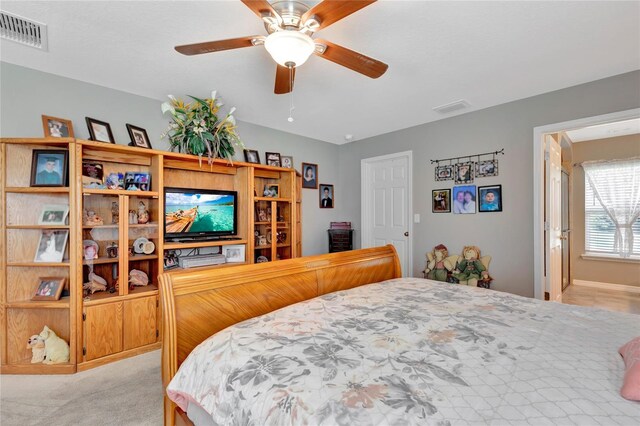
<box><xmin>0</xmin><ymin>61</ymin><xmax>340</xmax><ymax>256</ymax></box>
<box><xmin>338</xmin><ymin>70</ymin><xmax>640</xmax><ymax>297</ymax></box>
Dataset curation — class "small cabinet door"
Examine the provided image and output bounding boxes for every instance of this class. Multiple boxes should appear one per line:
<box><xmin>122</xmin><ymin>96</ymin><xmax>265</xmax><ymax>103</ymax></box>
<box><xmin>84</xmin><ymin>302</ymin><xmax>123</xmax><ymax>361</ymax></box>
<box><xmin>123</xmin><ymin>296</ymin><xmax>157</xmax><ymax>350</ymax></box>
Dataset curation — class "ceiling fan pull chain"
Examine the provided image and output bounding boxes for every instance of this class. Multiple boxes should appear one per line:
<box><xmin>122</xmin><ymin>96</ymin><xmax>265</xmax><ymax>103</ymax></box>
<box><xmin>287</xmin><ymin>62</ymin><xmax>295</xmax><ymax>122</ymax></box>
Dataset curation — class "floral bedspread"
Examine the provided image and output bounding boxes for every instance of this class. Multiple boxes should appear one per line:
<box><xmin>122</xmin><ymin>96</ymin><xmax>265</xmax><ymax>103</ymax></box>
<box><xmin>167</xmin><ymin>278</ymin><xmax>640</xmax><ymax>425</ymax></box>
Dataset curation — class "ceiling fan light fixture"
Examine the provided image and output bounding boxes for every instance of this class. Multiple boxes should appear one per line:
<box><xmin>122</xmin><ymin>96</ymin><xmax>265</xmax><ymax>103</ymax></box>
<box><xmin>264</xmin><ymin>31</ymin><xmax>315</xmax><ymax>67</ymax></box>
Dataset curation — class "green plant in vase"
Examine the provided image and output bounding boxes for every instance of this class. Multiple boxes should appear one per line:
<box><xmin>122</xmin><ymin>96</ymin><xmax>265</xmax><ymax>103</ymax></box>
<box><xmin>161</xmin><ymin>91</ymin><xmax>243</xmax><ymax>163</ymax></box>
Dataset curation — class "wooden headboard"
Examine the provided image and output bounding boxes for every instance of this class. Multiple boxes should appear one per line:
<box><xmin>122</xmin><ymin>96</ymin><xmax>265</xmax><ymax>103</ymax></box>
<box><xmin>159</xmin><ymin>245</ymin><xmax>401</xmax><ymax>425</ymax></box>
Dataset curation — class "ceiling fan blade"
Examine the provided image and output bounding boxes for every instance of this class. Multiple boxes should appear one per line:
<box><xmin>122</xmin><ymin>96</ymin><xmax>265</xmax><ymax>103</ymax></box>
<box><xmin>275</xmin><ymin>65</ymin><xmax>295</xmax><ymax>94</ymax></box>
<box><xmin>302</xmin><ymin>0</ymin><xmax>376</xmax><ymax>30</ymax></box>
<box><xmin>175</xmin><ymin>36</ymin><xmax>262</xmax><ymax>56</ymax></box>
<box><xmin>314</xmin><ymin>39</ymin><xmax>388</xmax><ymax>79</ymax></box>
<box><xmin>241</xmin><ymin>0</ymin><xmax>281</xmax><ymax>21</ymax></box>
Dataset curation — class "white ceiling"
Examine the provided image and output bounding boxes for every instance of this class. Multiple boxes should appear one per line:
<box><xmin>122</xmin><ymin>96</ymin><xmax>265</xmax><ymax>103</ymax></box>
<box><xmin>1</xmin><ymin>1</ymin><xmax>639</xmax><ymax>145</ymax></box>
<box><xmin>566</xmin><ymin>118</ymin><xmax>640</xmax><ymax>142</ymax></box>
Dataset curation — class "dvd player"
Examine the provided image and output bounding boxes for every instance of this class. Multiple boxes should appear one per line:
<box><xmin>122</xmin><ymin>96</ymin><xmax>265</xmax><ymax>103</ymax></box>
<box><xmin>167</xmin><ymin>236</ymin><xmax>241</xmax><ymax>243</ymax></box>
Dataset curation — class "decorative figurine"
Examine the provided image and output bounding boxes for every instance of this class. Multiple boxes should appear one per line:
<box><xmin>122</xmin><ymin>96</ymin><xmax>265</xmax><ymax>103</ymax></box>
<box><xmin>137</xmin><ymin>201</ymin><xmax>149</xmax><ymax>224</ymax></box>
<box><xmin>106</xmin><ymin>242</ymin><xmax>118</xmax><ymax>258</ymax></box>
<box><xmin>83</xmin><ymin>209</ymin><xmax>104</xmax><ymax>226</ymax></box>
<box><xmin>83</xmin><ymin>272</ymin><xmax>107</xmax><ymax>294</ymax></box>
<box><xmin>27</xmin><ymin>335</ymin><xmax>46</xmax><ymax>363</ymax></box>
<box><xmin>111</xmin><ymin>201</ymin><xmax>119</xmax><ymax>224</ymax></box>
<box><xmin>424</xmin><ymin>244</ymin><xmax>457</xmax><ymax>282</ymax></box>
<box><xmin>451</xmin><ymin>245</ymin><xmax>492</xmax><ymax>287</ymax></box>
<box><xmin>105</xmin><ymin>173</ymin><xmax>122</xmax><ymax>190</ymax></box>
<box><xmin>39</xmin><ymin>325</ymin><xmax>70</xmax><ymax>364</ymax></box>
<box><xmin>129</xmin><ymin>269</ymin><xmax>149</xmax><ymax>287</ymax></box>
<box><xmin>128</xmin><ymin>210</ymin><xmax>138</xmax><ymax>224</ymax></box>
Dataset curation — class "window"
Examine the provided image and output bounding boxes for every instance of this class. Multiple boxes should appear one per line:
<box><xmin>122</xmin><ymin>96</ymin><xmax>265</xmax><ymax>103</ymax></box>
<box><xmin>584</xmin><ymin>165</ymin><xmax>640</xmax><ymax>257</ymax></box>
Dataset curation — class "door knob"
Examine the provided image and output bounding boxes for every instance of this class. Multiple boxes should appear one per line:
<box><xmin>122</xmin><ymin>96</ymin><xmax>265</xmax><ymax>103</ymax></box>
<box><xmin>404</xmin><ymin>232</ymin><xmax>409</xmax><ymax>237</ymax></box>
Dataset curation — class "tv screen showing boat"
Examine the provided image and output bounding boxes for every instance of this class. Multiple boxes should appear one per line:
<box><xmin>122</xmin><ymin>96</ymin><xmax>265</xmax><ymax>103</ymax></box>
<box><xmin>164</xmin><ymin>188</ymin><xmax>237</xmax><ymax>240</ymax></box>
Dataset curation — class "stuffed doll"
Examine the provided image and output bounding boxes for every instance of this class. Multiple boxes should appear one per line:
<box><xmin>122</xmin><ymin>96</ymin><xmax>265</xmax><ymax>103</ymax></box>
<box><xmin>424</xmin><ymin>244</ymin><xmax>456</xmax><ymax>282</ymax></box>
<box><xmin>452</xmin><ymin>245</ymin><xmax>490</xmax><ymax>286</ymax></box>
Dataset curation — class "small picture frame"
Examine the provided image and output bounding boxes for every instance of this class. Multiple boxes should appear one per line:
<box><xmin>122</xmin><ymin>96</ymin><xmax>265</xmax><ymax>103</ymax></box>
<box><xmin>478</xmin><ymin>184</ymin><xmax>503</xmax><ymax>212</ymax></box>
<box><xmin>435</xmin><ymin>165</ymin><xmax>453</xmax><ymax>181</ymax></box>
<box><xmin>124</xmin><ymin>172</ymin><xmax>151</xmax><ymax>191</ymax></box>
<box><xmin>263</xmin><ymin>184</ymin><xmax>279</xmax><ymax>198</ymax></box>
<box><xmin>256</xmin><ymin>208</ymin><xmax>268</xmax><ymax>222</ymax></box>
<box><xmin>126</xmin><ymin>124</ymin><xmax>152</xmax><ymax>149</ymax></box>
<box><xmin>32</xmin><ymin>277</ymin><xmax>66</xmax><ymax>301</ymax></box>
<box><xmin>265</xmin><ymin>152</ymin><xmax>281</xmax><ymax>167</ymax></box>
<box><xmin>86</xmin><ymin>117</ymin><xmax>116</xmax><ymax>143</ymax></box>
<box><xmin>476</xmin><ymin>160</ymin><xmax>499</xmax><ymax>178</ymax></box>
<box><xmin>164</xmin><ymin>251</ymin><xmax>180</xmax><ymax>270</ymax></box>
<box><xmin>319</xmin><ymin>184</ymin><xmax>334</xmax><ymax>208</ymax></box>
<box><xmin>244</xmin><ymin>149</ymin><xmax>261</xmax><ymax>164</ymax></box>
<box><xmin>302</xmin><ymin>163</ymin><xmax>318</xmax><ymax>189</ymax></box>
<box><xmin>38</xmin><ymin>204</ymin><xmax>70</xmax><ymax>225</ymax></box>
<box><xmin>82</xmin><ymin>161</ymin><xmax>104</xmax><ymax>186</ymax></box>
<box><xmin>432</xmin><ymin>189</ymin><xmax>451</xmax><ymax>213</ymax></box>
<box><xmin>453</xmin><ymin>185</ymin><xmax>477</xmax><ymax>214</ymax></box>
<box><xmin>454</xmin><ymin>162</ymin><xmax>474</xmax><ymax>184</ymax></box>
<box><xmin>281</xmin><ymin>156</ymin><xmax>293</xmax><ymax>169</ymax></box>
<box><xmin>41</xmin><ymin>115</ymin><xmax>74</xmax><ymax>138</ymax></box>
<box><xmin>34</xmin><ymin>230</ymin><xmax>69</xmax><ymax>263</ymax></box>
<box><xmin>222</xmin><ymin>244</ymin><xmax>245</xmax><ymax>263</ymax></box>
<box><xmin>30</xmin><ymin>150</ymin><xmax>68</xmax><ymax>187</ymax></box>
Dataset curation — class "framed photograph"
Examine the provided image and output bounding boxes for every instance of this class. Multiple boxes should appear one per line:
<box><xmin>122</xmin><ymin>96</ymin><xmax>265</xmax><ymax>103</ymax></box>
<box><xmin>302</xmin><ymin>163</ymin><xmax>318</xmax><ymax>189</ymax></box>
<box><xmin>32</xmin><ymin>277</ymin><xmax>66</xmax><ymax>301</ymax></box>
<box><xmin>38</xmin><ymin>204</ymin><xmax>70</xmax><ymax>225</ymax></box>
<box><xmin>86</xmin><ymin>117</ymin><xmax>115</xmax><ymax>143</ymax></box>
<box><xmin>319</xmin><ymin>184</ymin><xmax>334</xmax><ymax>208</ymax></box>
<box><xmin>222</xmin><ymin>244</ymin><xmax>245</xmax><ymax>263</ymax></box>
<box><xmin>453</xmin><ymin>185</ymin><xmax>477</xmax><ymax>214</ymax></box>
<box><xmin>263</xmin><ymin>184</ymin><xmax>279</xmax><ymax>198</ymax></box>
<box><xmin>164</xmin><ymin>251</ymin><xmax>180</xmax><ymax>270</ymax></box>
<box><xmin>454</xmin><ymin>161</ymin><xmax>474</xmax><ymax>184</ymax></box>
<box><xmin>476</xmin><ymin>160</ymin><xmax>499</xmax><ymax>178</ymax></box>
<box><xmin>41</xmin><ymin>115</ymin><xmax>74</xmax><ymax>138</ymax></box>
<box><xmin>30</xmin><ymin>150</ymin><xmax>68</xmax><ymax>187</ymax></box>
<box><xmin>265</xmin><ymin>152</ymin><xmax>281</xmax><ymax>167</ymax></box>
<box><xmin>34</xmin><ymin>230</ymin><xmax>69</xmax><ymax>263</ymax></box>
<box><xmin>244</xmin><ymin>149</ymin><xmax>260</xmax><ymax>164</ymax></box>
<box><xmin>432</xmin><ymin>189</ymin><xmax>451</xmax><ymax>213</ymax></box>
<box><xmin>81</xmin><ymin>161</ymin><xmax>104</xmax><ymax>186</ymax></box>
<box><xmin>478</xmin><ymin>184</ymin><xmax>503</xmax><ymax>212</ymax></box>
<box><xmin>281</xmin><ymin>156</ymin><xmax>293</xmax><ymax>169</ymax></box>
<box><xmin>126</xmin><ymin>124</ymin><xmax>152</xmax><ymax>149</ymax></box>
<box><xmin>435</xmin><ymin>165</ymin><xmax>453</xmax><ymax>181</ymax></box>
<box><xmin>124</xmin><ymin>172</ymin><xmax>151</xmax><ymax>191</ymax></box>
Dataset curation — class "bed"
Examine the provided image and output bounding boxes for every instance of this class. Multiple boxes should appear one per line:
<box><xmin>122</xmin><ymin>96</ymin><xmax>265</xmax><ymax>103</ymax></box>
<box><xmin>159</xmin><ymin>246</ymin><xmax>639</xmax><ymax>425</ymax></box>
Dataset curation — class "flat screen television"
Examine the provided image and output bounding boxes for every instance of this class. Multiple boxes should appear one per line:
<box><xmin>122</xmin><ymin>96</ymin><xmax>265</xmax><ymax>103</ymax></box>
<box><xmin>164</xmin><ymin>187</ymin><xmax>238</xmax><ymax>241</ymax></box>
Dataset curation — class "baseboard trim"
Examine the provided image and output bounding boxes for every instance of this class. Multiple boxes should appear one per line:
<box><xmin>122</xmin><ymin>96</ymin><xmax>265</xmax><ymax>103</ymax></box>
<box><xmin>572</xmin><ymin>279</ymin><xmax>640</xmax><ymax>294</ymax></box>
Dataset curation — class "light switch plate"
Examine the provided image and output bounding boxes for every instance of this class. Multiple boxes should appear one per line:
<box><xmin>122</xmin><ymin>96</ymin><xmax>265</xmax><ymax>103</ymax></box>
<box><xmin>414</xmin><ymin>214</ymin><xmax>420</xmax><ymax>223</ymax></box>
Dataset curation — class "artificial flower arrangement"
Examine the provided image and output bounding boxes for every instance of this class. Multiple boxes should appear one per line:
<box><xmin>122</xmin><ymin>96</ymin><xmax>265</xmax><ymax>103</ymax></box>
<box><xmin>161</xmin><ymin>90</ymin><xmax>242</xmax><ymax>163</ymax></box>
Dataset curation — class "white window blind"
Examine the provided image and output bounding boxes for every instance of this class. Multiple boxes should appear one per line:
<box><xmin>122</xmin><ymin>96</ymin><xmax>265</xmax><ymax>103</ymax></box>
<box><xmin>585</xmin><ymin>171</ymin><xmax>640</xmax><ymax>256</ymax></box>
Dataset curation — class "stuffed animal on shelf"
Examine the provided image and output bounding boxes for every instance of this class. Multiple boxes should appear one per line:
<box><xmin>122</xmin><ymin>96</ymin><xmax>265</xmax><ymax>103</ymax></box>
<box><xmin>450</xmin><ymin>245</ymin><xmax>492</xmax><ymax>287</ymax></box>
<box><xmin>424</xmin><ymin>244</ymin><xmax>457</xmax><ymax>282</ymax></box>
<box><xmin>26</xmin><ymin>334</ymin><xmax>46</xmax><ymax>363</ymax></box>
<box><xmin>39</xmin><ymin>325</ymin><xmax>70</xmax><ymax>364</ymax></box>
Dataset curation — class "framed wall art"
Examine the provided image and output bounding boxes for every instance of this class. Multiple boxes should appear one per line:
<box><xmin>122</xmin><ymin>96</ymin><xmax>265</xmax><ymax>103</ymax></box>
<box><xmin>432</xmin><ymin>189</ymin><xmax>451</xmax><ymax>213</ymax></box>
<box><xmin>435</xmin><ymin>165</ymin><xmax>453</xmax><ymax>181</ymax></box>
<box><xmin>453</xmin><ymin>185</ymin><xmax>476</xmax><ymax>214</ymax></box>
<box><xmin>478</xmin><ymin>184</ymin><xmax>503</xmax><ymax>212</ymax></box>
<box><xmin>454</xmin><ymin>162</ymin><xmax>474</xmax><ymax>184</ymax></box>
<box><xmin>30</xmin><ymin>150</ymin><xmax>68</xmax><ymax>187</ymax></box>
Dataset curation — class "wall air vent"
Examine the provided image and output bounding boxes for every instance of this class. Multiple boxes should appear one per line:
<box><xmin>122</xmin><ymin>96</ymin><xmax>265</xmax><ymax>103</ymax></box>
<box><xmin>0</xmin><ymin>10</ymin><xmax>48</xmax><ymax>51</ymax></box>
<box><xmin>433</xmin><ymin>99</ymin><xmax>470</xmax><ymax>114</ymax></box>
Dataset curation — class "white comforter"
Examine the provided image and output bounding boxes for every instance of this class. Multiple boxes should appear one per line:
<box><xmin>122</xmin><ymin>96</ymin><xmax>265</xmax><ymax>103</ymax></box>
<box><xmin>167</xmin><ymin>278</ymin><xmax>640</xmax><ymax>425</ymax></box>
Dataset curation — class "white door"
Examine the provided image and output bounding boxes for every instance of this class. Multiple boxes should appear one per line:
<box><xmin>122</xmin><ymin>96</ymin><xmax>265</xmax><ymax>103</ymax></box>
<box><xmin>361</xmin><ymin>151</ymin><xmax>412</xmax><ymax>276</ymax></box>
<box><xmin>545</xmin><ymin>135</ymin><xmax>562</xmax><ymax>302</ymax></box>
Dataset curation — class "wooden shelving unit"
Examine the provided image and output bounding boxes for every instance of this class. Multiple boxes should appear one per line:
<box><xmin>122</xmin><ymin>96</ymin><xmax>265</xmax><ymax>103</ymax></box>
<box><xmin>1</xmin><ymin>137</ymin><xmax>301</xmax><ymax>374</ymax></box>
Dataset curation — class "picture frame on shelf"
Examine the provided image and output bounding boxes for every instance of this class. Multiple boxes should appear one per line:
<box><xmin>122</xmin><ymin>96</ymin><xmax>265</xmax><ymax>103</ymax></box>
<box><xmin>263</xmin><ymin>184</ymin><xmax>279</xmax><ymax>198</ymax></box>
<box><xmin>452</xmin><ymin>185</ymin><xmax>477</xmax><ymax>214</ymax></box>
<box><xmin>454</xmin><ymin>162</ymin><xmax>474</xmax><ymax>184</ymax></box>
<box><xmin>432</xmin><ymin>189</ymin><xmax>451</xmax><ymax>213</ymax></box>
<box><xmin>302</xmin><ymin>162</ymin><xmax>318</xmax><ymax>189</ymax></box>
<box><xmin>126</xmin><ymin>124</ymin><xmax>153</xmax><ymax>149</ymax></box>
<box><xmin>435</xmin><ymin>165</ymin><xmax>453</xmax><ymax>181</ymax></box>
<box><xmin>41</xmin><ymin>115</ymin><xmax>74</xmax><ymax>138</ymax></box>
<box><xmin>265</xmin><ymin>152</ymin><xmax>281</xmax><ymax>167</ymax></box>
<box><xmin>32</xmin><ymin>277</ymin><xmax>66</xmax><ymax>301</ymax></box>
<box><xmin>244</xmin><ymin>149</ymin><xmax>260</xmax><ymax>164</ymax></box>
<box><xmin>30</xmin><ymin>150</ymin><xmax>68</xmax><ymax>187</ymax></box>
<box><xmin>34</xmin><ymin>230</ymin><xmax>69</xmax><ymax>263</ymax></box>
<box><xmin>222</xmin><ymin>244</ymin><xmax>245</xmax><ymax>263</ymax></box>
<box><xmin>476</xmin><ymin>160</ymin><xmax>499</xmax><ymax>178</ymax></box>
<box><xmin>478</xmin><ymin>184</ymin><xmax>503</xmax><ymax>212</ymax></box>
<box><xmin>319</xmin><ymin>184</ymin><xmax>334</xmax><ymax>208</ymax></box>
<box><xmin>82</xmin><ymin>161</ymin><xmax>104</xmax><ymax>187</ymax></box>
<box><xmin>86</xmin><ymin>117</ymin><xmax>116</xmax><ymax>143</ymax></box>
<box><xmin>281</xmin><ymin>156</ymin><xmax>293</xmax><ymax>169</ymax></box>
<box><xmin>38</xmin><ymin>204</ymin><xmax>70</xmax><ymax>225</ymax></box>
<box><xmin>124</xmin><ymin>172</ymin><xmax>151</xmax><ymax>191</ymax></box>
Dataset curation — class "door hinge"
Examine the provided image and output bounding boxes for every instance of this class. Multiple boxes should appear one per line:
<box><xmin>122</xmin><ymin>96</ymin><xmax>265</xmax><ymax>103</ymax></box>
<box><xmin>544</xmin><ymin>151</ymin><xmax>550</xmax><ymax>161</ymax></box>
<box><xmin>544</xmin><ymin>221</ymin><xmax>550</xmax><ymax>231</ymax></box>
<box><xmin>82</xmin><ymin>347</ymin><xmax>86</xmax><ymax>356</ymax></box>
<box><xmin>82</xmin><ymin>313</ymin><xmax>86</xmax><ymax>321</ymax></box>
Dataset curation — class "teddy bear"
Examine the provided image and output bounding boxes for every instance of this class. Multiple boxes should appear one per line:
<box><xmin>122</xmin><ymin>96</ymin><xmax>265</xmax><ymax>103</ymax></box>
<box><xmin>39</xmin><ymin>325</ymin><xmax>70</xmax><ymax>364</ymax></box>
<box><xmin>26</xmin><ymin>334</ymin><xmax>46</xmax><ymax>363</ymax></box>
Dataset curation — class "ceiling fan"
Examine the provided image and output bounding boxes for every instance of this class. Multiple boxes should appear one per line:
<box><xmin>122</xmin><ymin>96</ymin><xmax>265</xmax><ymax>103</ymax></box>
<box><xmin>175</xmin><ymin>0</ymin><xmax>388</xmax><ymax>94</ymax></box>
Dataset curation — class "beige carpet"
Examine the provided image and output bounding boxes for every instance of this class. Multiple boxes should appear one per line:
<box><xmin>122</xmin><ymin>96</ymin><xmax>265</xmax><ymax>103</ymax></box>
<box><xmin>1</xmin><ymin>350</ymin><xmax>163</xmax><ymax>425</ymax></box>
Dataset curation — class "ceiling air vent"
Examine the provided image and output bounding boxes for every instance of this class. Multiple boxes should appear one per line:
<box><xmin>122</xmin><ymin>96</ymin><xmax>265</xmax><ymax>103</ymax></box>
<box><xmin>433</xmin><ymin>99</ymin><xmax>470</xmax><ymax>114</ymax></box>
<box><xmin>0</xmin><ymin>10</ymin><xmax>48</xmax><ymax>51</ymax></box>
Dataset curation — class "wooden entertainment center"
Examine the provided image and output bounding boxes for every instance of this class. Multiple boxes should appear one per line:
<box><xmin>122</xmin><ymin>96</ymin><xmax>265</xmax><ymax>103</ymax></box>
<box><xmin>0</xmin><ymin>138</ymin><xmax>302</xmax><ymax>374</ymax></box>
